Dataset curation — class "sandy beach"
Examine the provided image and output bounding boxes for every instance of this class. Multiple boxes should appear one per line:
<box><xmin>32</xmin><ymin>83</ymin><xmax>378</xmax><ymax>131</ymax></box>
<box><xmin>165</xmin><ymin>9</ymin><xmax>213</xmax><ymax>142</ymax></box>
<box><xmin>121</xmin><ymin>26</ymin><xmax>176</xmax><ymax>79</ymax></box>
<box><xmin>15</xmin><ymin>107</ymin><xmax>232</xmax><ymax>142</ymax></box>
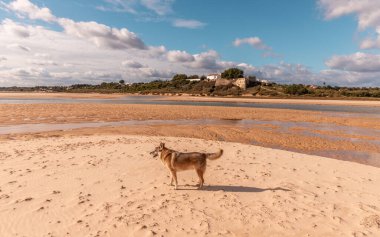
<box><xmin>0</xmin><ymin>135</ymin><xmax>379</xmax><ymax>237</ymax></box>
<box><xmin>0</xmin><ymin>93</ymin><xmax>380</xmax><ymax>236</ymax></box>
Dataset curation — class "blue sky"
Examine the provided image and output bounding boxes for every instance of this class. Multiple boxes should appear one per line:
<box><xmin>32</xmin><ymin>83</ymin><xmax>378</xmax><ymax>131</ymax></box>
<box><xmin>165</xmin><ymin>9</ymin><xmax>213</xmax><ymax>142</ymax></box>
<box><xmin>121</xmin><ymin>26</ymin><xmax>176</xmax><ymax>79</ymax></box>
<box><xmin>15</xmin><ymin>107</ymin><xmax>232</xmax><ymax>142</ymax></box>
<box><xmin>1</xmin><ymin>0</ymin><xmax>380</xmax><ymax>86</ymax></box>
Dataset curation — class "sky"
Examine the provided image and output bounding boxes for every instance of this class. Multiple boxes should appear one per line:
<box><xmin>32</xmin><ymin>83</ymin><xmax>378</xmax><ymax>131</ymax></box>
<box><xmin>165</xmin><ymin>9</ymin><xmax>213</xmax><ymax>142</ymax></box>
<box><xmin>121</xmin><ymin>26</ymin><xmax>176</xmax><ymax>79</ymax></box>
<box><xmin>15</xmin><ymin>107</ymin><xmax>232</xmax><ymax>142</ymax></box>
<box><xmin>0</xmin><ymin>0</ymin><xmax>380</xmax><ymax>87</ymax></box>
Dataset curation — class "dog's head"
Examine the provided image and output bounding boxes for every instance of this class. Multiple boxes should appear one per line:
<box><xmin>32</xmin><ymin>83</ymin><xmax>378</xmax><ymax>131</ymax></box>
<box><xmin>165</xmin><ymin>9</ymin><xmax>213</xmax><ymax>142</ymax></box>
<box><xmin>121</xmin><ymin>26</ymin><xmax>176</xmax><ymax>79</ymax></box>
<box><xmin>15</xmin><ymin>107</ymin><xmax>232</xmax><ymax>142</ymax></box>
<box><xmin>150</xmin><ymin>142</ymin><xmax>165</xmax><ymax>158</ymax></box>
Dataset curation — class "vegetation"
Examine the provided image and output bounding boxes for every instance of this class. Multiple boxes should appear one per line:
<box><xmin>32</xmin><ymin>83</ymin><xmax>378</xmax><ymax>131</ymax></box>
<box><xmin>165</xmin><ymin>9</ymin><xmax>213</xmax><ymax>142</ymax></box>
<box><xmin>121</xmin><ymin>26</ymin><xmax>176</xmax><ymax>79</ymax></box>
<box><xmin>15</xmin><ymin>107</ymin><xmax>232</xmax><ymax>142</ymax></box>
<box><xmin>1</xmin><ymin>68</ymin><xmax>380</xmax><ymax>98</ymax></box>
<box><xmin>221</xmin><ymin>68</ymin><xmax>244</xmax><ymax>79</ymax></box>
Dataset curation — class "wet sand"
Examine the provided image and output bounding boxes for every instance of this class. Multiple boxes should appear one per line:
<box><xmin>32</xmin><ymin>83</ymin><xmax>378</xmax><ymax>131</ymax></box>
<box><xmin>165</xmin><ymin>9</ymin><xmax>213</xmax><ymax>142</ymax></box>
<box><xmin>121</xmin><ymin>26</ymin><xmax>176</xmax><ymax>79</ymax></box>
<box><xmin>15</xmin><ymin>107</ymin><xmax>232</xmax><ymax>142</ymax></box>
<box><xmin>1</xmin><ymin>92</ymin><xmax>380</xmax><ymax>106</ymax></box>
<box><xmin>158</xmin><ymin>94</ymin><xmax>380</xmax><ymax>106</ymax></box>
<box><xmin>0</xmin><ymin>103</ymin><xmax>380</xmax><ymax>167</ymax></box>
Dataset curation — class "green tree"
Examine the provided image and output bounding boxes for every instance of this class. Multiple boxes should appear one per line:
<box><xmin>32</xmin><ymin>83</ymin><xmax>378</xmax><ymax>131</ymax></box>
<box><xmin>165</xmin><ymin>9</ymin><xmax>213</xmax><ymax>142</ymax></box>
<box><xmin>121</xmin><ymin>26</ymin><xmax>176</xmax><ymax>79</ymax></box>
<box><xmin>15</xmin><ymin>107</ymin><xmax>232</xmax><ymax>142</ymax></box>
<box><xmin>119</xmin><ymin>80</ymin><xmax>125</xmax><ymax>84</ymax></box>
<box><xmin>172</xmin><ymin>74</ymin><xmax>188</xmax><ymax>81</ymax></box>
<box><xmin>188</xmin><ymin>75</ymin><xmax>199</xmax><ymax>79</ymax></box>
<box><xmin>221</xmin><ymin>68</ymin><xmax>244</xmax><ymax>79</ymax></box>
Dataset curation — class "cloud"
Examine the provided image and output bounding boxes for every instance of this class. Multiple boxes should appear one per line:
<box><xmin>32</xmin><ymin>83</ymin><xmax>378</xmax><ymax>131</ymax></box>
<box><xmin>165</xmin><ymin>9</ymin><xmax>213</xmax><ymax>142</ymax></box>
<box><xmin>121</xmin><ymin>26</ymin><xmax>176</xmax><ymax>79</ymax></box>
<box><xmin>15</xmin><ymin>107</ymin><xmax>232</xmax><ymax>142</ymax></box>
<box><xmin>28</xmin><ymin>59</ymin><xmax>58</xmax><ymax>66</ymax></box>
<box><xmin>0</xmin><ymin>56</ymin><xmax>7</xmax><ymax>62</ymax></box>
<box><xmin>1</xmin><ymin>18</ymin><xmax>30</xmax><ymax>37</ymax></box>
<box><xmin>121</xmin><ymin>60</ymin><xmax>145</xmax><ymax>68</ymax></box>
<box><xmin>190</xmin><ymin>50</ymin><xmax>223</xmax><ymax>70</ymax></box>
<box><xmin>96</xmin><ymin>0</ymin><xmax>138</xmax><ymax>14</ymax></box>
<box><xmin>138</xmin><ymin>67</ymin><xmax>175</xmax><ymax>78</ymax></box>
<box><xmin>57</xmin><ymin>18</ymin><xmax>147</xmax><ymax>50</ymax></box>
<box><xmin>97</xmin><ymin>0</ymin><xmax>174</xmax><ymax>16</ymax></box>
<box><xmin>233</xmin><ymin>37</ymin><xmax>271</xmax><ymax>50</ymax></box>
<box><xmin>141</xmin><ymin>0</ymin><xmax>174</xmax><ymax>16</ymax></box>
<box><xmin>172</xmin><ymin>19</ymin><xmax>206</xmax><ymax>29</ymax></box>
<box><xmin>7</xmin><ymin>43</ymin><xmax>31</xmax><ymax>51</ymax></box>
<box><xmin>318</xmin><ymin>0</ymin><xmax>380</xmax><ymax>49</ymax></box>
<box><xmin>4</xmin><ymin>0</ymin><xmax>148</xmax><ymax>50</ymax></box>
<box><xmin>5</xmin><ymin>0</ymin><xmax>56</xmax><ymax>22</ymax></box>
<box><xmin>325</xmin><ymin>52</ymin><xmax>380</xmax><ymax>72</ymax></box>
<box><xmin>233</xmin><ymin>37</ymin><xmax>280</xmax><ymax>58</ymax></box>
<box><xmin>167</xmin><ymin>50</ymin><xmax>195</xmax><ymax>62</ymax></box>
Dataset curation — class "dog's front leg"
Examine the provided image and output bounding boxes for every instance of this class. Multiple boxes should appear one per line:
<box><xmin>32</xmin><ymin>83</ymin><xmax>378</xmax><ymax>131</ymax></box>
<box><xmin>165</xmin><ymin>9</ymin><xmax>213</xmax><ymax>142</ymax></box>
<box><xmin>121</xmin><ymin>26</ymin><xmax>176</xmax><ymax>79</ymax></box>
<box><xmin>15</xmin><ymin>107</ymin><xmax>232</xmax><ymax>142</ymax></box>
<box><xmin>169</xmin><ymin>173</ymin><xmax>174</xmax><ymax>186</ymax></box>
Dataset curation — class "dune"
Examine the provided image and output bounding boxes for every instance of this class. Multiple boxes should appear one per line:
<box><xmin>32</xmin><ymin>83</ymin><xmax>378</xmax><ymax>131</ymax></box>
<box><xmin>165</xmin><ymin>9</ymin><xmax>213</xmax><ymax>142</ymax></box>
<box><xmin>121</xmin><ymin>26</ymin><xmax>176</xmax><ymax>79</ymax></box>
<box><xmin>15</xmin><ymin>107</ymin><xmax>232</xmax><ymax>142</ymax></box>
<box><xmin>0</xmin><ymin>135</ymin><xmax>379</xmax><ymax>236</ymax></box>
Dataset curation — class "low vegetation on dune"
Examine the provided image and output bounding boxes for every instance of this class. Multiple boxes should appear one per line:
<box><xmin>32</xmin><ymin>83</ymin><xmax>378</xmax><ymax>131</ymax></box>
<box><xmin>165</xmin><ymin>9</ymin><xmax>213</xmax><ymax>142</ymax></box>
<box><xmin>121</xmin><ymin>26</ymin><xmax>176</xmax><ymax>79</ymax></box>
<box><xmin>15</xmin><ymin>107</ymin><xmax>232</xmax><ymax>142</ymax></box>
<box><xmin>1</xmin><ymin>68</ymin><xmax>380</xmax><ymax>98</ymax></box>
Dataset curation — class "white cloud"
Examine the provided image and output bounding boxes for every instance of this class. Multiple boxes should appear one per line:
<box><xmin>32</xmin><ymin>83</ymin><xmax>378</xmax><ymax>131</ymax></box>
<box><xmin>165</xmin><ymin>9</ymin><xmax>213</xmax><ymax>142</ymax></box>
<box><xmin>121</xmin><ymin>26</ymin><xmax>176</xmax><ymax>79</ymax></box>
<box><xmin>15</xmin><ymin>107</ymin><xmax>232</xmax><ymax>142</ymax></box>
<box><xmin>96</xmin><ymin>0</ymin><xmax>138</xmax><ymax>14</ymax></box>
<box><xmin>167</xmin><ymin>50</ymin><xmax>195</xmax><ymax>62</ymax></box>
<box><xmin>121</xmin><ymin>60</ymin><xmax>145</xmax><ymax>68</ymax></box>
<box><xmin>141</xmin><ymin>0</ymin><xmax>174</xmax><ymax>16</ymax></box>
<box><xmin>325</xmin><ymin>52</ymin><xmax>380</xmax><ymax>72</ymax></box>
<box><xmin>172</xmin><ymin>19</ymin><xmax>205</xmax><ymax>29</ymax></box>
<box><xmin>28</xmin><ymin>59</ymin><xmax>58</xmax><ymax>66</ymax></box>
<box><xmin>97</xmin><ymin>0</ymin><xmax>174</xmax><ymax>16</ymax></box>
<box><xmin>57</xmin><ymin>18</ymin><xmax>147</xmax><ymax>50</ymax></box>
<box><xmin>1</xmin><ymin>18</ymin><xmax>30</xmax><ymax>37</ymax></box>
<box><xmin>233</xmin><ymin>37</ymin><xmax>271</xmax><ymax>50</ymax></box>
<box><xmin>4</xmin><ymin>0</ymin><xmax>148</xmax><ymax>51</ymax></box>
<box><xmin>190</xmin><ymin>50</ymin><xmax>222</xmax><ymax>70</ymax></box>
<box><xmin>318</xmin><ymin>0</ymin><xmax>380</xmax><ymax>49</ymax></box>
<box><xmin>7</xmin><ymin>43</ymin><xmax>31</xmax><ymax>51</ymax></box>
<box><xmin>5</xmin><ymin>0</ymin><xmax>56</xmax><ymax>22</ymax></box>
<box><xmin>233</xmin><ymin>37</ymin><xmax>280</xmax><ymax>58</ymax></box>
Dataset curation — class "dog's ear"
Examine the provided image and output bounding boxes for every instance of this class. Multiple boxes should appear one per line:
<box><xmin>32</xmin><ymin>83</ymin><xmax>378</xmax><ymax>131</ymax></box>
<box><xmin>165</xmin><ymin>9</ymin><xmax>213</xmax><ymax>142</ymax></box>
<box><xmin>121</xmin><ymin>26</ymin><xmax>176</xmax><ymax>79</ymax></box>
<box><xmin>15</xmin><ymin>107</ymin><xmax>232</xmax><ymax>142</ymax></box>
<box><xmin>160</xmin><ymin>142</ymin><xmax>165</xmax><ymax>149</ymax></box>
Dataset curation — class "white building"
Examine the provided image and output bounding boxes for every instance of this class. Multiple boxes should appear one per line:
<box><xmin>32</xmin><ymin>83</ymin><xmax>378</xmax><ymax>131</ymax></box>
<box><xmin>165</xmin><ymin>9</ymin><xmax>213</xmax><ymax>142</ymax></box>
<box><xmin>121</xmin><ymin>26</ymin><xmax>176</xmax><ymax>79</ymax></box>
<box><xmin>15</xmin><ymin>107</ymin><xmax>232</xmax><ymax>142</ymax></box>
<box><xmin>206</xmin><ymin>73</ymin><xmax>221</xmax><ymax>80</ymax></box>
<box><xmin>186</xmin><ymin>78</ymin><xmax>201</xmax><ymax>82</ymax></box>
<box><xmin>260</xmin><ymin>79</ymin><xmax>271</xmax><ymax>85</ymax></box>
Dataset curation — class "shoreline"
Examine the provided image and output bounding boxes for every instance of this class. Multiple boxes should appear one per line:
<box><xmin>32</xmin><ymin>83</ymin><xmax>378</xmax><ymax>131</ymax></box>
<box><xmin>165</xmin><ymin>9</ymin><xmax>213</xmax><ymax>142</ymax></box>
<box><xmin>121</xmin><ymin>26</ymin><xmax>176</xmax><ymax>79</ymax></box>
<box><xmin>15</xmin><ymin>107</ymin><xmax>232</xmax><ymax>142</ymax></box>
<box><xmin>1</xmin><ymin>92</ymin><xmax>380</xmax><ymax>106</ymax></box>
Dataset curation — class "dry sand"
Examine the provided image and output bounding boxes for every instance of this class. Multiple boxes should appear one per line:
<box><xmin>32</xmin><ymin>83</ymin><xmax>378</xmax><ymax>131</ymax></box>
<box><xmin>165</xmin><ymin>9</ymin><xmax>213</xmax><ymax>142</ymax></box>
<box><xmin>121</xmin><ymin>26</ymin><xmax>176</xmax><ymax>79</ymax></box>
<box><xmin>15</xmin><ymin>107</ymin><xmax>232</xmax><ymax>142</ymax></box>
<box><xmin>0</xmin><ymin>135</ymin><xmax>379</xmax><ymax>237</ymax></box>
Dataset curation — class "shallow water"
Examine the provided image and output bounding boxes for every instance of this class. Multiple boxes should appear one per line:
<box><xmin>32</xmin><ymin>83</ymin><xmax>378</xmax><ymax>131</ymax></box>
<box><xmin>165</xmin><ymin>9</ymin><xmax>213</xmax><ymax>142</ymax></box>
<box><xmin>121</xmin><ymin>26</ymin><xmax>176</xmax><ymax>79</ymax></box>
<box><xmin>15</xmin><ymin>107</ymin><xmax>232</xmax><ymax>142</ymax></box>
<box><xmin>1</xmin><ymin>119</ymin><xmax>380</xmax><ymax>166</ymax></box>
<box><xmin>1</xmin><ymin>96</ymin><xmax>380</xmax><ymax>116</ymax></box>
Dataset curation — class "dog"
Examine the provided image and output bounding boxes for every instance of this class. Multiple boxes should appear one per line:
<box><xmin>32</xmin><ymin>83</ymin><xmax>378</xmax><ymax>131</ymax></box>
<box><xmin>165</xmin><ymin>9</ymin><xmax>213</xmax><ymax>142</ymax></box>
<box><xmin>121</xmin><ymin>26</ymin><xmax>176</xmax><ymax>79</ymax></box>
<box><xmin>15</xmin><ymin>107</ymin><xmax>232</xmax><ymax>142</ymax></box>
<box><xmin>150</xmin><ymin>142</ymin><xmax>223</xmax><ymax>190</ymax></box>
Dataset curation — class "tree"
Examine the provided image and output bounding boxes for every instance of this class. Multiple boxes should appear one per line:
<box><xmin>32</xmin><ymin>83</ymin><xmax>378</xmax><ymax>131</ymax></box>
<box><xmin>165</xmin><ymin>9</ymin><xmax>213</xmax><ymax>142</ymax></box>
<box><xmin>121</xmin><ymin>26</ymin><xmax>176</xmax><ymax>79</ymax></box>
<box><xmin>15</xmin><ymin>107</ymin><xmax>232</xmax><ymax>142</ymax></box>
<box><xmin>200</xmin><ymin>75</ymin><xmax>206</xmax><ymax>80</ymax></box>
<box><xmin>119</xmin><ymin>80</ymin><xmax>125</xmax><ymax>84</ymax></box>
<box><xmin>221</xmin><ymin>68</ymin><xmax>244</xmax><ymax>79</ymax></box>
<box><xmin>188</xmin><ymin>75</ymin><xmax>199</xmax><ymax>79</ymax></box>
<box><xmin>172</xmin><ymin>74</ymin><xmax>188</xmax><ymax>81</ymax></box>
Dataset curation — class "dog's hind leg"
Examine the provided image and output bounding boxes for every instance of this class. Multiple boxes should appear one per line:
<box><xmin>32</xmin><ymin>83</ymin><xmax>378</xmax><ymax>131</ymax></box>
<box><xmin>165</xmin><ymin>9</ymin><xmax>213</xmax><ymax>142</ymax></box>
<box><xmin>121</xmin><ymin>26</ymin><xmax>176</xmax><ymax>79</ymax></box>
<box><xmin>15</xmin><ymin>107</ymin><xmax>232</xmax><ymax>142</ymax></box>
<box><xmin>196</xmin><ymin>169</ymin><xmax>204</xmax><ymax>189</ymax></box>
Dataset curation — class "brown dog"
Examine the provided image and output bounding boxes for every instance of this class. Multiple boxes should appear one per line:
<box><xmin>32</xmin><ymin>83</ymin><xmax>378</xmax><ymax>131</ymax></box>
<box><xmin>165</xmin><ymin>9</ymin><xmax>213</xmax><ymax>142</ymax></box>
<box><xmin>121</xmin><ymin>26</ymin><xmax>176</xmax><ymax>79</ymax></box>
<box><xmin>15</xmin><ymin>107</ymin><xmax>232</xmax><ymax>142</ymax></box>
<box><xmin>151</xmin><ymin>142</ymin><xmax>223</xmax><ymax>189</ymax></box>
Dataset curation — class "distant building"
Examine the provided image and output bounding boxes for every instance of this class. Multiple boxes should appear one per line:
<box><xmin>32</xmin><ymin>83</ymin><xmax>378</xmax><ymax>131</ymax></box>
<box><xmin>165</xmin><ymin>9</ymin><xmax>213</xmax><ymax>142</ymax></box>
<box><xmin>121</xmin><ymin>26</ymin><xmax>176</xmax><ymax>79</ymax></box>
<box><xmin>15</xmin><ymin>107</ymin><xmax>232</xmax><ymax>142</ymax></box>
<box><xmin>308</xmin><ymin>85</ymin><xmax>318</xmax><ymax>89</ymax></box>
<box><xmin>207</xmin><ymin>73</ymin><xmax>221</xmax><ymax>80</ymax></box>
<box><xmin>186</xmin><ymin>78</ymin><xmax>201</xmax><ymax>82</ymax></box>
<box><xmin>259</xmin><ymin>79</ymin><xmax>271</xmax><ymax>85</ymax></box>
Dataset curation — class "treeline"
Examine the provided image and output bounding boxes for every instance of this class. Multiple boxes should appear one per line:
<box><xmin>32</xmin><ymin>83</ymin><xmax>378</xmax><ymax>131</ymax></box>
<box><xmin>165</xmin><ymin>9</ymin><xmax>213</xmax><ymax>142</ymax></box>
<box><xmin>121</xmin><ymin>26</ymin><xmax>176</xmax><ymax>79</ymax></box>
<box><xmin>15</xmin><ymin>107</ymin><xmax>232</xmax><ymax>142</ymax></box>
<box><xmin>246</xmin><ymin>84</ymin><xmax>380</xmax><ymax>98</ymax></box>
<box><xmin>65</xmin><ymin>79</ymin><xmax>242</xmax><ymax>96</ymax></box>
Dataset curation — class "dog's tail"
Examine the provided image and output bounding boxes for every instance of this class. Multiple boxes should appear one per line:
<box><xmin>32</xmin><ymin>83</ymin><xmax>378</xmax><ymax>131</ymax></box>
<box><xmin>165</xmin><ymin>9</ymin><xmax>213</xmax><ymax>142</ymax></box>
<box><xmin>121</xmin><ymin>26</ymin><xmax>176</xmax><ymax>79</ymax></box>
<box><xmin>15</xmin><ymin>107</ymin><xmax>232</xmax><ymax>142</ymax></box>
<box><xmin>206</xmin><ymin>149</ymin><xmax>223</xmax><ymax>160</ymax></box>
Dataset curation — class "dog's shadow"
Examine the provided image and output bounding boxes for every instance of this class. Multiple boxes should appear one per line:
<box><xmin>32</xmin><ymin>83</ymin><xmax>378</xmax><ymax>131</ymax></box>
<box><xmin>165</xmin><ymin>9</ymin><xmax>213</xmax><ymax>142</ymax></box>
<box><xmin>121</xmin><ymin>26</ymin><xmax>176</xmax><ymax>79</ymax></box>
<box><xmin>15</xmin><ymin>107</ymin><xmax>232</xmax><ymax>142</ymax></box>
<box><xmin>179</xmin><ymin>185</ymin><xmax>291</xmax><ymax>193</ymax></box>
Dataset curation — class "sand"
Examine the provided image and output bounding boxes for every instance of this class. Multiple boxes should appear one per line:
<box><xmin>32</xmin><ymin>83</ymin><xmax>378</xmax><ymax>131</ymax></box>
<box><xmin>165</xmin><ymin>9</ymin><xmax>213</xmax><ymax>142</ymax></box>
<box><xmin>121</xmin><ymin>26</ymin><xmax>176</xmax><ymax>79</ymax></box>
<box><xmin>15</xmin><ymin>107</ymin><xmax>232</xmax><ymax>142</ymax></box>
<box><xmin>1</xmin><ymin>102</ymin><xmax>380</xmax><ymax>168</ymax></box>
<box><xmin>159</xmin><ymin>95</ymin><xmax>380</xmax><ymax>107</ymax></box>
<box><xmin>0</xmin><ymin>135</ymin><xmax>379</xmax><ymax>237</ymax></box>
<box><xmin>1</xmin><ymin>92</ymin><xmax>380</xmax><ymax>106</ymax></box>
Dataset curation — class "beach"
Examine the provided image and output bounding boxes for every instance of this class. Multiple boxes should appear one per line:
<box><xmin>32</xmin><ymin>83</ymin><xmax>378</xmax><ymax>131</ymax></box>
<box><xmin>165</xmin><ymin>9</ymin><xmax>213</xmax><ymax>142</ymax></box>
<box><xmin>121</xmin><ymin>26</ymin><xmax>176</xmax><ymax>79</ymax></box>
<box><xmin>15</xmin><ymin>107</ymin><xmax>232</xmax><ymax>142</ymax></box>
<box><xmin>0</xmin><ymin>93</ymin><xmax>379</xmax><ymax>236</ymax></box>
<box><xmin>1</xmin><ymin>135</ymin><xmax>379</xmax><ymax>237</ymax></box>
